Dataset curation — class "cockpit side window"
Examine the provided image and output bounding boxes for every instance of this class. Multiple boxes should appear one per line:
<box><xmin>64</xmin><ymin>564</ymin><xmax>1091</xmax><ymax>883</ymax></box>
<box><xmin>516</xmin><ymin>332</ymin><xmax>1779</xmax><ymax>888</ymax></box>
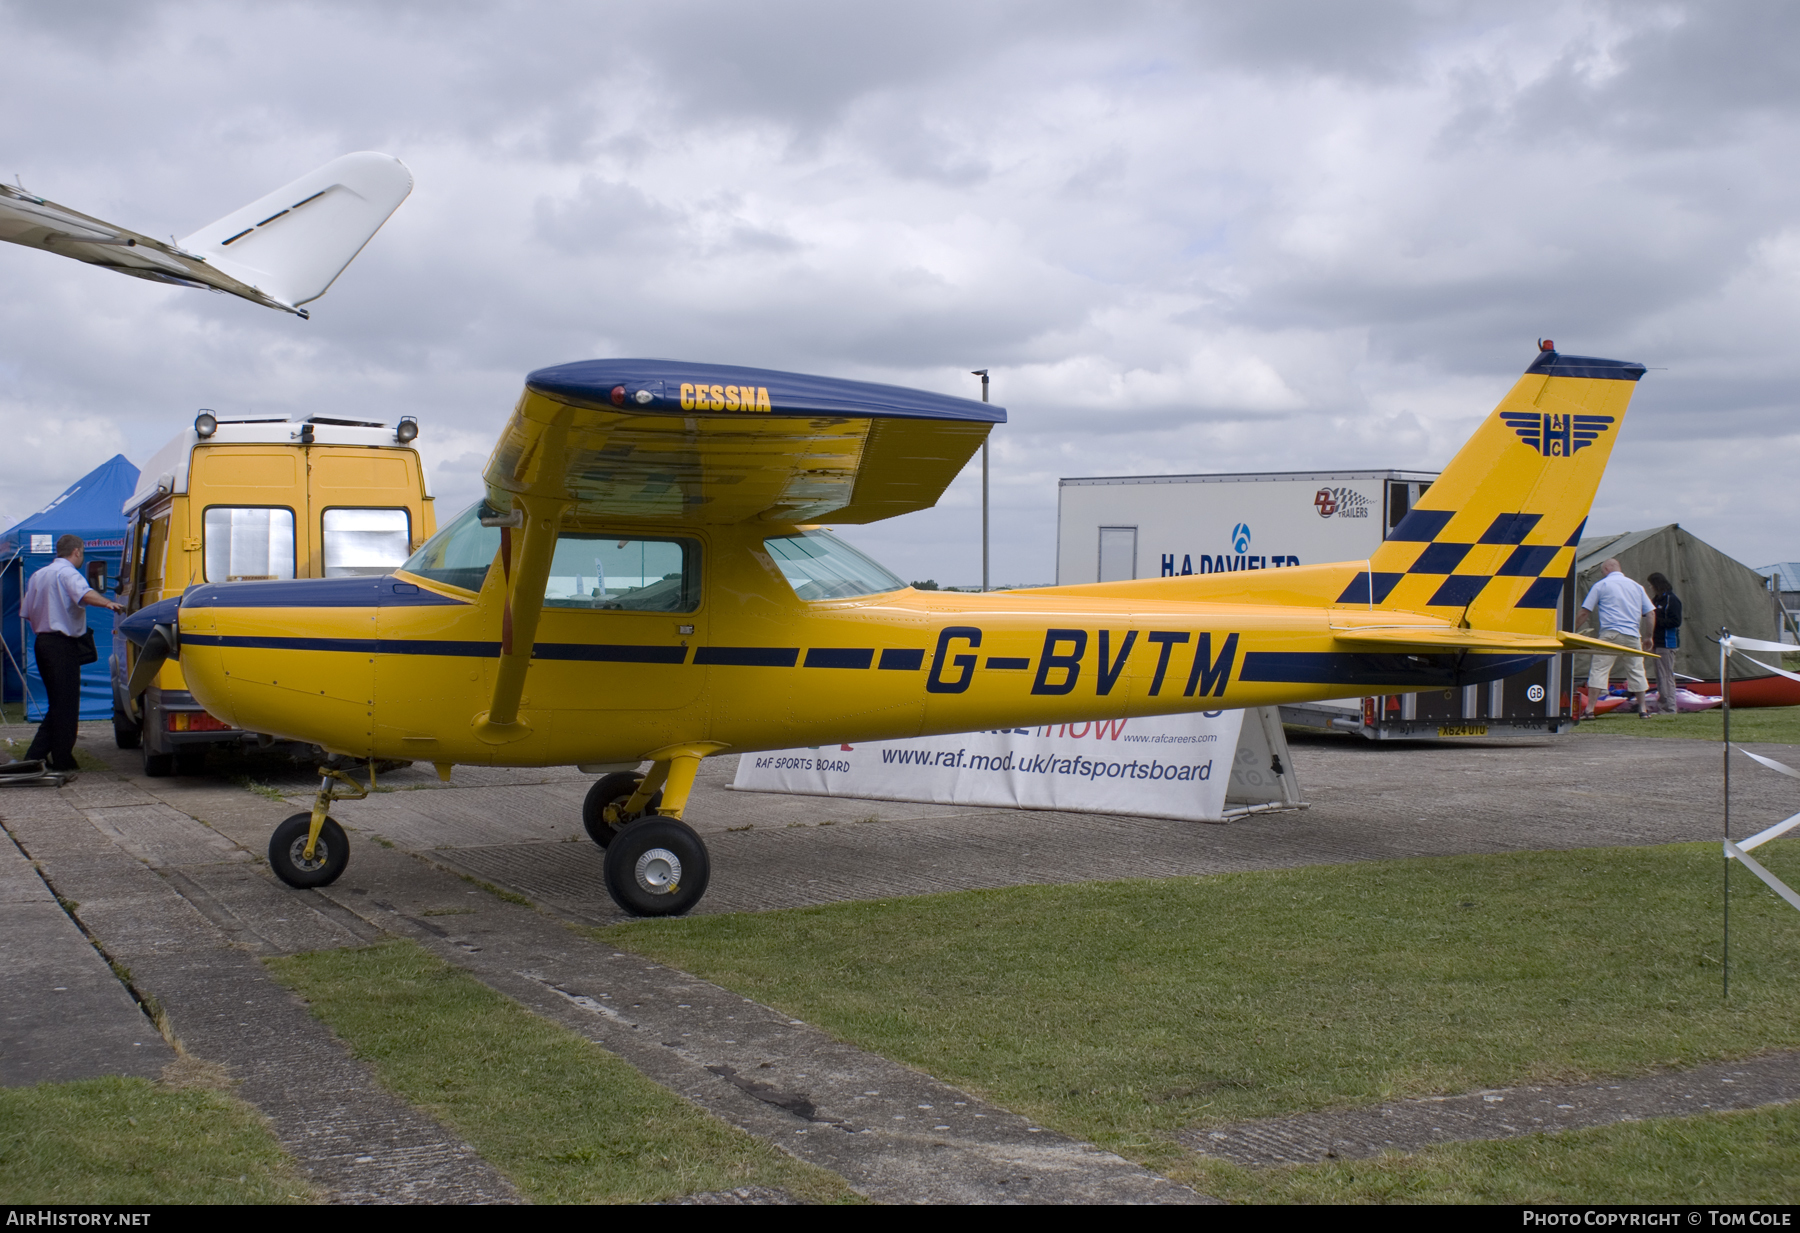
<box><xmin>400</xmin><ymin>501</ymin><xmax>501</xmax><ymax>594</ymax></box>
<box><xmin>545</xmin><ymin>535</ymin><xmax>700</xmax><ymax>612</ymax></box>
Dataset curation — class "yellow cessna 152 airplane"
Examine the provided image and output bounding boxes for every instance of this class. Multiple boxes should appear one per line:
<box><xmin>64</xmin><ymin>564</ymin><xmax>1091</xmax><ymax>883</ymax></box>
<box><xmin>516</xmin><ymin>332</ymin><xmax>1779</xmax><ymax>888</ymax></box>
<box><xmin>123</xmin><ymin>342</ymin><xmax>1646</xmax><ymax>916</ymax></box>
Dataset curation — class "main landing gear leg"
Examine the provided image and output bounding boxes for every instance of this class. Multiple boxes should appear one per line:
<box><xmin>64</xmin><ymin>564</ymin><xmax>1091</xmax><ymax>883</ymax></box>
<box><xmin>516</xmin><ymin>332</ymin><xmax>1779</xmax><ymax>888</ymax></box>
<box><xmin>269</xmin><ymin>764</ymin><xmax>372</xmax><ymax>889</ymax></box>
<box><xmin>601</xmin><ymin>748</ymin><xmax>718</xmax><ymax>918</ymax></box>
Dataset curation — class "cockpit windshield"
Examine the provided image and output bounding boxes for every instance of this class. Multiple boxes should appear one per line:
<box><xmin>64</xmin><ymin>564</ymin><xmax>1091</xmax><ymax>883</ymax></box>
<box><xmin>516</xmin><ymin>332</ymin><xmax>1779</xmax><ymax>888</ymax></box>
<box><xmin>763</xmin><ymin>529</ymin><xmax>907</xmax><ymax>601</ymax></box>
<box><xmin>400</xmin><ymin>501</ymin><xmax>501</xmax><ymax>593</ymax></box>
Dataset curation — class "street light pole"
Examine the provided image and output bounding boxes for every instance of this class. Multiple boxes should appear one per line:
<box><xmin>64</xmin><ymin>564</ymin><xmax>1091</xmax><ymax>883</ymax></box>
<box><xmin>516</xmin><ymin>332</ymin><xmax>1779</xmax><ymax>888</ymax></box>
<box><xmin>972</xmin><ymin>369</ymin><xmax>989</xmax><ymax>592</ymax></box>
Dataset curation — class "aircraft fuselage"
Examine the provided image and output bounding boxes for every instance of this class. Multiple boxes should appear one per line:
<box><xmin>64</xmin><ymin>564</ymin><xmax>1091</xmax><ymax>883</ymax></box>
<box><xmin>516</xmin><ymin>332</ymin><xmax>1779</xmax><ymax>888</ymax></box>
<box><xmin>174</xmin><ymin>517</ymin><xmax>1538</xmax><ymax>769</ymax></box>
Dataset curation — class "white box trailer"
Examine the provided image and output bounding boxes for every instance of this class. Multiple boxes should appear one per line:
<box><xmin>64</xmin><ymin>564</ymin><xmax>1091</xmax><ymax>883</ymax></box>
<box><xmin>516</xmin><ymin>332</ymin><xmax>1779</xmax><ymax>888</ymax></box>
<box><xmin>1055</xmin><ymin>469</ymin><xmax>1578</xmax><ymax>739</ymax></box>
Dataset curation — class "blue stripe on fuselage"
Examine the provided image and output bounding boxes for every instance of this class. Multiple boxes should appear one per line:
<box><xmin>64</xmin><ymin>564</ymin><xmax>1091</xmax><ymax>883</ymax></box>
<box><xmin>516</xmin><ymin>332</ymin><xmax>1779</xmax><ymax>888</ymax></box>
<box><xmin>180</xmin><ymin>576</ymin><xmax>469</xmax><ymax>609</ymax></box>
<box><xmin>1239</xmin><ymin>651</ymin><xmax>1544</xmax><ymax>688</ymax></box>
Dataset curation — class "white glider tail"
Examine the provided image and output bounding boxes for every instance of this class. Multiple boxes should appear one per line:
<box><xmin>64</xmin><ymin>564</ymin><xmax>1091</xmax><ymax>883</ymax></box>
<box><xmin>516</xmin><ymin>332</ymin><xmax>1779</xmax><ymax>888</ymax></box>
<box><xmin>0</xmin><ymin>151</ymin><xmax>412</xmax><ymax>317</ymax></box>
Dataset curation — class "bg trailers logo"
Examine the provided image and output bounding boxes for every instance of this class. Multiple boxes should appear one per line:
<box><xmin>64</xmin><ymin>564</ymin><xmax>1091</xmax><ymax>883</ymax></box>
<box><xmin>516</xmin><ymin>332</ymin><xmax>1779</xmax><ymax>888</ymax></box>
<box><xmin>1314</xmin><ymin>486</ymin><xmax>1370</xmax><ymax>519</ymax></box>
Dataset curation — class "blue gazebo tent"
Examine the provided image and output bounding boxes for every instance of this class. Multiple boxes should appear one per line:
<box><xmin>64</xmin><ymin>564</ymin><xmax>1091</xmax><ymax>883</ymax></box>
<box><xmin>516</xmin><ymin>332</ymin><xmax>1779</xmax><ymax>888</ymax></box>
<box><xmin>0</xmin><ymin>454</ymin><xmax>140</xmax><ymax>721</ymax></box>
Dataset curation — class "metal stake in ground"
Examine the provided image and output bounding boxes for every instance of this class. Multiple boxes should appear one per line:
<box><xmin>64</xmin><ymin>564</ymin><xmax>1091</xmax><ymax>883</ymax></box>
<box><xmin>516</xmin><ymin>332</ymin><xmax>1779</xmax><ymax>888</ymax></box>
<box><xmin>1721</xmin><ymin>625</ymin><xmax>1730</xmax><ymax>1001</ymax></box>
<box><xmin>972</xmin><ymin>369</ymin><xmax>989</xmax><ymax>593</ymax></box>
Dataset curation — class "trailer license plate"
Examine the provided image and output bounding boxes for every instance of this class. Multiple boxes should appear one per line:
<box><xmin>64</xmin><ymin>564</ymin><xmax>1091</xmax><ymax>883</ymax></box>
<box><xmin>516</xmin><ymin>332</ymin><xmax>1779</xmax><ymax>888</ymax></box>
<box><xmin>1438</xmin><ymin>724</ymin><xmax>1488</xmax><ymax>737</ymax></box>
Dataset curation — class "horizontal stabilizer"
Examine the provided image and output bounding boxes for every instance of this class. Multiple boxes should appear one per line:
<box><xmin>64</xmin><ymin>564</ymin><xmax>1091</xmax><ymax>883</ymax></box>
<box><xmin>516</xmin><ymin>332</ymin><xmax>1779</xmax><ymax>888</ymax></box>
<box><xmin>179</xmin><ymin>152</ymin><xmax>412</xmax><ymax>310</ymax></box>
<box><xmin>1332</xmin><ymin>625</ymin><xmax>1653</xmax><ymax>657</ymax></box>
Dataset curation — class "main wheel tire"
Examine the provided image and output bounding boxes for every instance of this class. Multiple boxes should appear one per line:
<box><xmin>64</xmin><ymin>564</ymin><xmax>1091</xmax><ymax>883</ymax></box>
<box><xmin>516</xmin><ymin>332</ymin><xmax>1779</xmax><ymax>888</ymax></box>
<box><xmin>142</xmin><ymin>749</ymin><xmax>173</xmax><ymax>778</ymax></box>
<box><xmin>582</xmin><ymin>772</ymin><xmax>662</xmax><ymax>848</ymax></box>
<box><xmin>113</xmin><ymin>706</ymin><xmax>141</xmax><ymax>750</ymax></box>
<box><xmin>175</xmin><ymin>748</ymin><xmax>207</xmax><ymax>776</ymax></box>
<box><xmin>602</xmin><ymin>816</ymin><xmax>709</xmax><ymax>917</ymax></box>
<box><xmin>268</xmin><ymin>813</ymin><xmax>350</xmax><ymax>888</ymax></box>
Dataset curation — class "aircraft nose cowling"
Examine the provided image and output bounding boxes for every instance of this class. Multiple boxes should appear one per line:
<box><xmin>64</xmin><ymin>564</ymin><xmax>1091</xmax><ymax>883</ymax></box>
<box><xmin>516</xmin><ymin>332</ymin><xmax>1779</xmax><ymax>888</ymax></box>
<box><xmin>120</xmin><ymin>596</ymin><xmax>181</xmax><ymax>646</ymax></box>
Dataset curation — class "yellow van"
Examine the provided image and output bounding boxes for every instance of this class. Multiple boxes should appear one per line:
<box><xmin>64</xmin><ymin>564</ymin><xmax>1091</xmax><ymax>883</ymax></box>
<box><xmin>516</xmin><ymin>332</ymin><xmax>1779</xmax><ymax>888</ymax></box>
<box><xmin>111</xmin><ymin>412</ymin><xmax>435</xmax><ymax>775</ymax></box>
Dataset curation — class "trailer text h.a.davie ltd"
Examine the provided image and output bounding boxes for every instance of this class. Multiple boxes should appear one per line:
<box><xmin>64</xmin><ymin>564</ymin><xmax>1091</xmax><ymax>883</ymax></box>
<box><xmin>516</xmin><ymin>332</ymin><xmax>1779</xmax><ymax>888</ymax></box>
<box><xmin>1055</xmin><ymin>468</ymin><xmax>1579</xmax><ymax>739</ymax></box>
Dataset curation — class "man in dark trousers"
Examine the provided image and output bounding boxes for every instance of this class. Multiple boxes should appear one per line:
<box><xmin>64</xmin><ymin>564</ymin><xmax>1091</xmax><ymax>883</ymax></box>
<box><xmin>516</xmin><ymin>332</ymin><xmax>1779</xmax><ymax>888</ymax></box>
<box><xmin>1647</xmin><ymin>571</ymin><xmax>1683</xmax><ymax>715</ymax></box>
<box><xmin>22</xmin><ymin>535</ymin><xmax>124</xmax><ymax>770</ymax></box>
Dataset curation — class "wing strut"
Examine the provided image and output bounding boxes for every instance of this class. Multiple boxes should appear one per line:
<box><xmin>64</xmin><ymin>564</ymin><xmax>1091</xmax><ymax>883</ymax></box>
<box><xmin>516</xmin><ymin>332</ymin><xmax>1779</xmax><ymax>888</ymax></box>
<box><xmin>473</xmin><ymin>494</ymin><xmax>568</xmax><ymax>743</ymax></box>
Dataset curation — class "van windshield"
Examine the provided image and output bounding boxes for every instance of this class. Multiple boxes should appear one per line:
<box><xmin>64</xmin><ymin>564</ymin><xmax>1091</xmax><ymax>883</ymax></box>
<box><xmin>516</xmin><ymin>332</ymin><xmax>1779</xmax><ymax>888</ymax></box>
<box><xmin>400</xmin><ymin>502</ymin><xmax>501</xmax><ymax>593</ymax></box>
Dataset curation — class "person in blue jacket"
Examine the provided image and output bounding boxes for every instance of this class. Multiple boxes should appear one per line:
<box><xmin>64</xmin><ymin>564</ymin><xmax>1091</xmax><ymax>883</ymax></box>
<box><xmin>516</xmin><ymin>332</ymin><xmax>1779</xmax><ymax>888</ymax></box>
<box><xmin>1646</xmin><ymin>571</ymin><xmax>1682</xmax><ymax>715</ymax></box>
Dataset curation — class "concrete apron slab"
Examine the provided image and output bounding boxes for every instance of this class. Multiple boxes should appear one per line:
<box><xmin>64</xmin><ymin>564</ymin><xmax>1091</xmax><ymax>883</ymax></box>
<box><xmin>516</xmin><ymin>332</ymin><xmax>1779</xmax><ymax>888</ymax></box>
<box><xmin>0</xmin><ymin>781</ymin><xmax>519</xmax><ymax>1204</ymax></box>
<box><xmin>0</xmin><ymin>825</ymin><xmax>174</xmax><ymax>1085</ymax></box>
<box><xmin>1185</xmin><ymin>1052</ymin><xmax>1800</xmax><ymax>1167</ymax></box>
<box><xmin>40</xmin><ymin>743</ymin><xmax>1209</xmax><ymax>1205</ymax></box>
<box><xmin>314</xmin><ymin>734</ymin><xmax>1797</xmax><ymax>927</ymax></box>
<box><xmin>307</xmin><ymin>837</ymin><xmax>1208</xmax><ymax>1205</ymax></box>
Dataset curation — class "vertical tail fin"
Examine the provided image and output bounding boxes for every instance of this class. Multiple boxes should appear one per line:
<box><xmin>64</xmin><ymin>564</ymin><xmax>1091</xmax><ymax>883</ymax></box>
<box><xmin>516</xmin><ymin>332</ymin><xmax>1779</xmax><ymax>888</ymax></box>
<box><xmin>1335</xmin><ymin>344</ymin><xmax>1646</xmax><ymax>633</ymax></box>
<box><xmin>178</xmin><ymin>151</ymin><xmax>413</xmax><ymax>312</ymax></box>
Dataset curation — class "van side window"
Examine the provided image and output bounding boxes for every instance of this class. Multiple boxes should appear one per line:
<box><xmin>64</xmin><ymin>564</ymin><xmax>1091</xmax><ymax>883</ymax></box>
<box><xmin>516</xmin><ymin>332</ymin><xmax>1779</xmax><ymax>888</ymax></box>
<box><xmin>143</xmin><ymin>518</ymin><xmax>168</xmax><ymax>594</ymax></box>
<box><xmin>203</xmin><ymin>507</ymin><xmax>296</xmax><ymax>582</ymax></box>
<box><xmin>546</xmin><ymin>535</ymin><xmax>699</xmax><ymax>612</ymax></box>
<box><xmin>322</xmin><ymin>508</ymin><xmax>411</xmax><ymax>577</ymax></box>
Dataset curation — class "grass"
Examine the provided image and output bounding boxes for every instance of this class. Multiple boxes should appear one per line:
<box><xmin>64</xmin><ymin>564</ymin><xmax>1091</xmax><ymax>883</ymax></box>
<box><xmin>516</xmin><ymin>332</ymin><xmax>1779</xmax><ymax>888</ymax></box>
<box><xmin>600</xmin><ymin>842</ymin><xmax>1800</xmax><ymax>1193</ymax></box>
<box><xmin>1188</xmin><ymin>1104</ymin><xmax>1799</xmax><ymax>1204</ymax></box>
<box><xmin>1576</xmin><ymin>705</ymin><xmax>1800</xmax><ymax>744</ymax></box>
<box><xmin>234</xmin><ymin>776</ymin><xmax>291</xmax><ymax>802</ymax></box>
<box><xmin>0</xmin><ymin>1075</ymin><xmax>312</xmax><ymax>1204</ymax></box>
<box><xmin>267</xmin><ymin>940</ymin><xmax>859</xmax><ymax>1204</ymax></box>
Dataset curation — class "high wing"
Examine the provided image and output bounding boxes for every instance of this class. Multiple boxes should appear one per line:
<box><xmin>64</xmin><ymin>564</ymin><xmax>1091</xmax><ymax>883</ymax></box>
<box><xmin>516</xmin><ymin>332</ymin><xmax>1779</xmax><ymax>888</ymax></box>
<box><xmin>486</xmin><ymin>359</ymin><xmax>1004</xmax><ymax>526</ymax></box>
<box><xmin>0</xmin><ymin>151</ymin><xmax>411</xmax><ymax>316</ymax></box>
<box><xmin>469</xmin><ymin>359</ymin><xmax>1004</xmax><ymax>745</ymax></box>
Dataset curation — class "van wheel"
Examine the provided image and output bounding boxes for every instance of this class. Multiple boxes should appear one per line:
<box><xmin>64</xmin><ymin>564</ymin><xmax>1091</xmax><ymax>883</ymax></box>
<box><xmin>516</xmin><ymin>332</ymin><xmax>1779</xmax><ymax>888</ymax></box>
<box><xmin>142</xmin><ymin>749</ymin><xmax>173</xmax><ymax>777</ymax></box>
<box><xmin>113</xmin><ymin>706</ymin><xmax>141</xmax><ymax>750</ymax></box>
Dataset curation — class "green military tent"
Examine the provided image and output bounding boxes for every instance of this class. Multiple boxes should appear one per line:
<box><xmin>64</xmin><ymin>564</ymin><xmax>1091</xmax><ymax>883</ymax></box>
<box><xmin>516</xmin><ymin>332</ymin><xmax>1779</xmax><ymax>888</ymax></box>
<box><xmin>1576</xmin><ymin>525</ymin><xmax>1781</xmax><ymax>684</ymax></box>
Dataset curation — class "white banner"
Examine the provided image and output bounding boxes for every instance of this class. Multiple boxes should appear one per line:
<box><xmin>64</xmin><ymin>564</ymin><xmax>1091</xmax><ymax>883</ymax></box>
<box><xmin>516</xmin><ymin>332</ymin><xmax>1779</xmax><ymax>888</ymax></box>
<box><xmin>732</xmin><ymin>709</ymin><xmax>1250</xmax><ymax>823</ymax></box>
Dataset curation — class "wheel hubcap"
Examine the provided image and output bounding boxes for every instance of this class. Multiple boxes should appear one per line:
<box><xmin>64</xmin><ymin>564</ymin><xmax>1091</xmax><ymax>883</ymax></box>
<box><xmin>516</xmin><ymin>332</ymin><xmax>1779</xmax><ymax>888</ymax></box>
<box><xmin>634</xmin><ymin>847</ymin><xmax>682</xmax><ymax>894</ymax></box>
<box><xmin>287</xmin><ymin>836</ymin><xmax>329</xmax><ymax>872</ymax></box>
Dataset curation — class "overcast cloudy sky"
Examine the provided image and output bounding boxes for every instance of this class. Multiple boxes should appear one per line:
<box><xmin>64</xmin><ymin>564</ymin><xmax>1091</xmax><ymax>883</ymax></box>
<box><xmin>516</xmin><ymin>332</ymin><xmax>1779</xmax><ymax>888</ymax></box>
<box><xmin>2</xmin><ymin>0</ymin><xmax>1796</xmax><ymax>584</ymax></box>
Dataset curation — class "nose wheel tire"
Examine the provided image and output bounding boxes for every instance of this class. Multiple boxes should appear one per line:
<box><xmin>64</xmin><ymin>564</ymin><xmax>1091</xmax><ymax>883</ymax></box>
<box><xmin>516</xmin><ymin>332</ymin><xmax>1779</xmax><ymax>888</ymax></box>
<box><xmin>603</xmin><ymin>817</ymin><xmax>709</xmax><ymax>917</ymax></box>
<box><xmin>269</xmin><ymin>813</ymin><xmax>350</xmax><ymax>888</ymax></box>
<box><xmin>582</xmin><ymin>772</ymin><xmax>662</xmax><ymax>848</ymax></box>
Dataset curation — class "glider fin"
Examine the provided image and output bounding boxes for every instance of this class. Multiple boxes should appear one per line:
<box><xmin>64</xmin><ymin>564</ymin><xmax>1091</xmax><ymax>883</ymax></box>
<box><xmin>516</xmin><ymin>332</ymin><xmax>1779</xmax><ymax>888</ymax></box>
<box><xmin>179</xmin><ymin>151</ymin><xmax>412</xmax><ymax>310</ymax></box>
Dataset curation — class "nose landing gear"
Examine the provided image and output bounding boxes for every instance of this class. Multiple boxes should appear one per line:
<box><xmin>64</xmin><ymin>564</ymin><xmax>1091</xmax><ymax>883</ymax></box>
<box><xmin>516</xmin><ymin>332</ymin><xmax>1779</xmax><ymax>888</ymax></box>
<box><xmin>268</xmin><ymin>765</ymin><xmax>371</xmax><ymax>889</ymax></box>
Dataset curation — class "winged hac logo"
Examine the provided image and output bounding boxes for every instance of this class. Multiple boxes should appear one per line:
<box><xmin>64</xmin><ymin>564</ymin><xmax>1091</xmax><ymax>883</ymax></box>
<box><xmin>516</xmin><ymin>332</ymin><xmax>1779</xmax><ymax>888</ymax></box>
<box><xmin>1498</xmin><ymin>411</ymin><xmax>1615</xmax><ymax>457</ymax></box>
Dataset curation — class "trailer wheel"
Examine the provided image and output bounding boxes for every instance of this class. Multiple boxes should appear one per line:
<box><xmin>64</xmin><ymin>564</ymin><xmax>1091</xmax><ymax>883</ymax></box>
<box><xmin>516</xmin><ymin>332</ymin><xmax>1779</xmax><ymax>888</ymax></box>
<box><xmin>603</xmin><ymin>817</ymin><xmax>709</xmax><ymax>916</ymax></box>
<box><xmin>582</xmin><ymin>773</ymin><xmax>661</xmax><ymax>848</ymax></box>
<box><xmin>269</xmin><ymin>813</ymin><xmax>350</xmax><ymax>888</ymax></box>
<box><xmin>142</xmin><ymin>749</ymin><xmax>173</xmax><ymax>778</ymax></box>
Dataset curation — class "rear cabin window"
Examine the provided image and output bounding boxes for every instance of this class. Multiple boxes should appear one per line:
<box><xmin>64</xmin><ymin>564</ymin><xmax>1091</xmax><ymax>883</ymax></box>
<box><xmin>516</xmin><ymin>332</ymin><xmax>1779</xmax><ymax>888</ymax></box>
<box><xmin>203</xmin><ymin>507</ymin><xmax>296</xmax><ymax>582</ymax></box>
<box><xmin>322</xmin><ymin>508</ymin><xmax>412</xmax><ymax>577</ymax></box>
<box><xmin>546</xmin><ymin>535</ymin><xmax>699</xmax><ymax>612</ymax></box>
<box><xmin>763</xmin><ymin>529</ymin><xmax>905</xmax><ymax>600</ymax></box>
<box><xmin>400</xmin><ymin>501</ymin><xmax>500</xmax><ymax>594</ymax></box>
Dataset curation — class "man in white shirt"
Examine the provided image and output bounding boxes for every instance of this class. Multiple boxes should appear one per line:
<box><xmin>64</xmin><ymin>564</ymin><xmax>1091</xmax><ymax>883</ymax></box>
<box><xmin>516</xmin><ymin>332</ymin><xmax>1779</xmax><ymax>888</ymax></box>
<box><xmin>21</xmin><ymin>535</ymin><xmax>124</xmax><ymax>771</ymax></box>
<box><xmin>1576</xmin><ymin>557</ymin><xmax>1654</xmax><ymax>720</ymax></box>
